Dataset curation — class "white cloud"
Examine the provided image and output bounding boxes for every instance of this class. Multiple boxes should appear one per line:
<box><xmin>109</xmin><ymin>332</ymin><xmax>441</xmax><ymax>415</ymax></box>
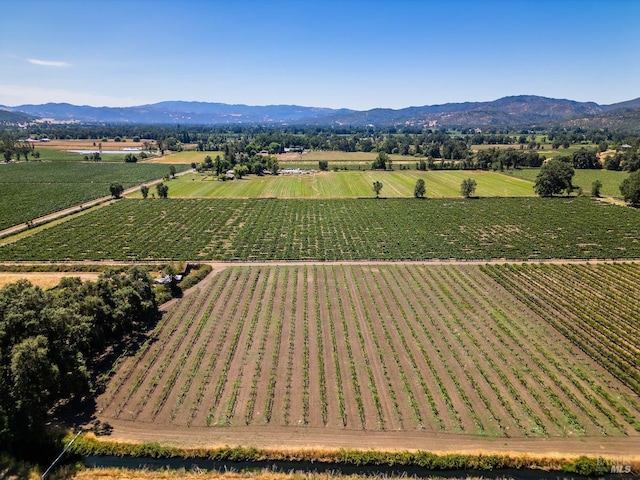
<box><xmin>27</xmin><ymin>58</ymin><xmax>71</xmax><ymax>68</ymax></box>
<box><xmin>0</xmin><ymin>84</ymin><xmax>148</xmax><ymax>107</ymax></box>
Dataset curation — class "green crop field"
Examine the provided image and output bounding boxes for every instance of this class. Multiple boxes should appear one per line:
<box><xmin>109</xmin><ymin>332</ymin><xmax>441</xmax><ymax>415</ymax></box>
<box><xmin>276</xmin><ymin>151</ymin><xmax>416</xmax><ymax>170</ymax></box>
<box><xmin>130</xmin><ymin>170</ymin><xmax>535</xmax><ymax>199</ymax></box>
<box><xmin>0</xmin><ymin>162</ymin><xmax>188</xmax><ymax>230</ymax></box>
<box><xmin>472</xmin><ymin>143</ymin><xmax>598</xmax><ymax>159</ymax></box>
<box><xmin>506</xmin><ymin>168</ymin><xmax>630</xmax><ymax>197</ymax></box>
<box><xmin>1</xmin><ymin>197</ymin><xmax>638</xmax><ymax>261</ymax></box>
<box><xmin>30</xmin><ymin>149</ymin><xmax>131</xmax><ymax>163</ymax></box>
<box><xmin>542</xmin><ymin>144</ymin><xmax>599</xmax><ymax>159</ymax></box>
<box><xmin>482</xmin><ymin>262</ymin><xmax>640</xmax><ymax>398</ymax></box>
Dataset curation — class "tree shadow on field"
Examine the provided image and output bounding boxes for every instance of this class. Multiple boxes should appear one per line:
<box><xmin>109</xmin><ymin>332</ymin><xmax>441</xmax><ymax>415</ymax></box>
<box><xmin>50</xmin><ymin>310</ymin><xmax>163</xmax><ymax>436</ymax></box>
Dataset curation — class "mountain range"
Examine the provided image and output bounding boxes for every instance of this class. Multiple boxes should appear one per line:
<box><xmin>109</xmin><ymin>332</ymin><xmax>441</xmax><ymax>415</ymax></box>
<box><xmin>2</xmin><ymin>95</ymin><xmax>640</xmax><ymax>129</ymax></box>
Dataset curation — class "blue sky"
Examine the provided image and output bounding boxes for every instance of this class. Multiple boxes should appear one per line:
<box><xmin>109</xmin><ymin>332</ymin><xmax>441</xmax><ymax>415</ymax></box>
<box><xmin>1</xmin><ymin>0</ymin><xmax>638</xmax><ymax>109</ymax></box>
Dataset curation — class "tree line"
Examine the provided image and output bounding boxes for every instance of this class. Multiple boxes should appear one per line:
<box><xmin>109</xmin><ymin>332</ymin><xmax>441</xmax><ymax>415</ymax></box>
<box><xmin>3</xmin><ymin>125</ymin><xmax>640</xmax><ymax>161</ymax></box>
<box><xmin>0</xmin><ymin>268</ymin><xmax>157</xmax><ymax>454</ymax></box>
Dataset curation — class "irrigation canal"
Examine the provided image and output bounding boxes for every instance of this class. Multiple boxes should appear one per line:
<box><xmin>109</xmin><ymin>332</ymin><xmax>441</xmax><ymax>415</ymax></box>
<box><xmin>85</xmin><ymin>455</ymin><xmax>638</xmax><ymax>480</ymax></box>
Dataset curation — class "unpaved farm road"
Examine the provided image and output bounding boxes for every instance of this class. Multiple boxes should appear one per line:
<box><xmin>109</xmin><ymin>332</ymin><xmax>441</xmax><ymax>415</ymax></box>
<box><xmin>93</xmin><ymin>419</ymin><xmax>640</xmax><ymax>458</ymax></box>
<box><xmin>201</xmin><ymin>258</ymin><xmax>640</xmax><ymax>268</ymax></box>
<box><xmin>0</xmin><ymin>168</ymin><xmax>194</xmax><ymax>239</ymax></box>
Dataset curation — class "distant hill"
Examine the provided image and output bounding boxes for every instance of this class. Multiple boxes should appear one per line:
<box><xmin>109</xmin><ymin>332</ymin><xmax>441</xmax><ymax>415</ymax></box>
<box><xmin>321</xmin><ymin>95</ymin><xmax>629</xmax><ymax>128</ymax></box>
<box><xmin>2</xmin><ymin>95</ymin><xmax>640</xmax><ymax>129</ymax></box>
<box><xmin>0</xmin><ymin>109</ymin><xmax>35</xmax><ymax>124</ymax></box>
<box><xmin>0</xmin><ymin>102</ymin><xmax>355</xmax><ymax>125</ymax></box>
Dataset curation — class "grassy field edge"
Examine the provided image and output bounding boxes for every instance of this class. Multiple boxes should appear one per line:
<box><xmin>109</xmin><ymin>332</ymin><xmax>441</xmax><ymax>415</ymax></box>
<box><xmin>68</xmin><ymin>434</ymin><xmax>639</xmax><ymax>476</ymax></box>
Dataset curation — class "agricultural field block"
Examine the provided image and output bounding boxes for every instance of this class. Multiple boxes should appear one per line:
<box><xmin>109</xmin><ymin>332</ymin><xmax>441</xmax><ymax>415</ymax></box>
<box><xmin>30</xmin><ymin>139</ymin><xmax>157</xmax><ymax>162</ymax></box>
<box><xmin>129</xmin><ymin>171</ymin><xmax>534</xmax><ymax>199</ymax></box>
<box><xmin>472</xmin><ymin>143</ymin><xmax>598</xmax><ymax>159</ymax></box>
<box><xmin>98</xmin><ymin>263</ymin><xmax>640</xmax><ymax>438</ymax></box>
<box><xmin>1</xmin><ymin>197</ymin><xmax>638</xmax><ymax>261</ymax></box>
<box><xmin>0</xmin><ymin>162</ymin><xmax>188</xmax><ymax>230</ymax></box>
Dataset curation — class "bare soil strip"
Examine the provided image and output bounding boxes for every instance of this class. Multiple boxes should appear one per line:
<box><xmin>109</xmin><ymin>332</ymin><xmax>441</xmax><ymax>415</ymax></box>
<box><xmin>92</xmin><ymin>419</ymin><xmax>640</xmax><ymax>457</ymax></box>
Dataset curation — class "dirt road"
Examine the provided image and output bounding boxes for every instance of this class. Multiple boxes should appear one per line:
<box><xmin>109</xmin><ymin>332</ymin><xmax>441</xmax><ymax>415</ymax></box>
<box><xmin>0</xmin><ymin>168</ymin><xmax>194</xmax><ymax>239</ymax></box>
<box><xmin>93</xmin><ymin>419</ymin><xmax>640</xmax><ymax>458</ymax></box>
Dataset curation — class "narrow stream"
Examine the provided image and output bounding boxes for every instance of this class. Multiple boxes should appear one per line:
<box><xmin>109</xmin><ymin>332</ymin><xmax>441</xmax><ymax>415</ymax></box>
<box><xmin>85</xmin><ymin>455</ymin><xmax>637</xmax><ymax>480</ymax></box>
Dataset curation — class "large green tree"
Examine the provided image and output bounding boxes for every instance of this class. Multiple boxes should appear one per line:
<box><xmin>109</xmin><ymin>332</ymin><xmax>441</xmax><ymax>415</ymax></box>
<box><xmin>372</xmin><ymin>152</ymin><xmax>388</xmax><ymax>170</ymax></box>
<box><xmin>620</xmin><ymin>170</ymin><xmax>640</xmax><ymax>206</ymax></box>
<box><xmin>534</xmin><ymin>159</ymin><xmax>575</xmax><ymax>197</ymax></box>
<box><xmin>572</xmin><ymin>148</ymin><xmax>601</xmax><ymax>169</ymax></box>
<box><xmin>109</xmin><ymin>182</ymin><xmax>124</xmax><ymax>199</ymax></box>
<box><xmin>10</xmin><ymin>335</ymin><xmax>59</xmax><ymax>428</ymax></box>
<box><xmin>373</xmin><ymin>180</ymin><xmax>383</xmax><ymax>198</ymax></box>
<box><xmin>460</xmin><ymin>178</ymin><xmax>477</xmax><ymax>198</ymax></box>
<box><xmin>1</xmin><ymin>135</ymin><xmax>16</xmax><ymax>162</ymax></box>
<box><xmin>414</xmin><ymin>178</ymin><xmax>426</xmax><ymax>198</ymax></box>
<box><xmin>156</xmin><ymin>182</ymin><xmax>169</xmax><ymax>198</ymax></box>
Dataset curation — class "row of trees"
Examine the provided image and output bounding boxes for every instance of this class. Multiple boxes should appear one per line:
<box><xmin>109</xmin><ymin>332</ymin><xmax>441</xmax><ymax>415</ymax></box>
<box><xmin>0</xmin><ymin>135</ymin><xmax>36</xmax><ymax>162</ymax></box>
<box><xmin>372</xmin><ymin>178</ymin><xmax>477</xmax><ymax>199</ymax></box>
<box><xmin>12</xmin><ymin>123</ymin><xmax>640</xmax><ymax>153</ymax></box>
<box><xmin>3</xmin><ymin>125</ymin><xmax>640</xmax><ymax>170</ymax></box>
<box><xmin>370</xmin><ymin>161</ymin><xmax>639</xmax><ymax>203</ymax></box>
<box><xmin>0</xmin><ymin>268</ymin><xmax>158</xmax><ymax>451</ymax></box>
<box><xmin>110</xmin><ymin>182</ymin><xmax>169</xmax><ymax>199</ymax></box>
<box><xmin>195</xmin><ymin>153</ymin><xmax>279</xmax><ymax>178</ymax></box>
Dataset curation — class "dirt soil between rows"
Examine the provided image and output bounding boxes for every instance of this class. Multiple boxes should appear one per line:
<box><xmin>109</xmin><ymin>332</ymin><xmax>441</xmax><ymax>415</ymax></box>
<box><xmin>6</xmin><ymin>259</ymin><xmax>616</xmax><ymax>460</ymax></box>
<box><xmin>83</xmin><ymin>259</ymin><xmax>640</xmax><ymax>459</ymax></box>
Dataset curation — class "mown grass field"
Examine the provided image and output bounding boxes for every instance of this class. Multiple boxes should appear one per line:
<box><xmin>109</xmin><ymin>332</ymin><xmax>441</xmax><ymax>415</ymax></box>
<box><xmin>506</xmin><ymin>168</ymin><xmax>630</xmax><ymax>197</ymax></box>
<box><xmin>0</xmin><ymin>162</ymin><xmax>188</xmax><ymax>230</ymax></box>
<box><xmin>147</xmin><ymin>150</ymin><xmax>225</xmax><ymax>164</ymax></box>
<box><xmin>128</xmin><ymin>171</ymin><xmax>535</xmax><ymax>199</ymax></box>
<box><xmin>1</xmin><ymin>197</ymin><xmax>638</xmax><ymax>261</ymax></box>
<box><xmin>99</xmin><ymin>263</ymin><xmax>640</xmax><ymax>437</ymax></box>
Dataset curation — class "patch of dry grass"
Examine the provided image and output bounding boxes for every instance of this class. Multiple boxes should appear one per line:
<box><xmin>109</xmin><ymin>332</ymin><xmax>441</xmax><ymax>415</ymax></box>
<box><xmin>0</xmin><ymin>272</ymin><xmax>99</xmax><ymax>289</ymax></box>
